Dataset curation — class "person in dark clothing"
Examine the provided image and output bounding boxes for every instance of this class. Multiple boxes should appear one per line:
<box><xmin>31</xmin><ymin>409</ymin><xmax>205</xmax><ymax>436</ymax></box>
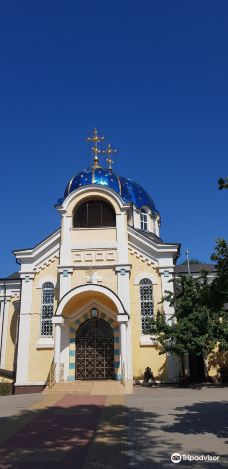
<box><xmin>143</xmin><ymin>367</ymin><xmax>157</xmax><ymax>386</ymax></box>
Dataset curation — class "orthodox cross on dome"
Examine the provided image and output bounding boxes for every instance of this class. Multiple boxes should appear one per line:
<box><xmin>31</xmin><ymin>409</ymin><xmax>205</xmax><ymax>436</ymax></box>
<box><xmin>86</xmin><ymin>128</ymin><xmax>105</xmax><ymax>166</ymax></box>
<box><xmin>102</xmin><ymin>143</ymin><xmax>118</xmax><ymax>171</ymax></box>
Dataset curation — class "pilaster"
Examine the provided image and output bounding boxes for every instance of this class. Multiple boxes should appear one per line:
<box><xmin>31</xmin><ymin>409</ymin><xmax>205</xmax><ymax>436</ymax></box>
<box><xmin>0</xmin><ymin>296</ymin><xmax>11</xmax><ymax>368</ymax></box>
<box><xmin>58</xmin><ymin>268</ymin><xmax>73</xmax><ymax>299</ymax></box>
<box><xmin>159</xmin><ymin>266</ymin><xmax>179</xmax><ymax>383</ymax></box>
<box><xmin>15</xmin><ymin>273</ymin><xmax>34</xmax><ymax>385</ymax></box>
<box><xmin>53</xmin><ymin>316</ymin><xmax>64</xmax><ymax>382</ymax></box>
<box><xmin>115</xmin><ymin>265</ymin><xmax>133</xmax><ymax>379</ymax></box>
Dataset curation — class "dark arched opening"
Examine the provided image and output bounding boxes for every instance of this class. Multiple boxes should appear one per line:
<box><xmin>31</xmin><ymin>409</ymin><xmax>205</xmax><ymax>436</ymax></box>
<box><xmin>76</xmin><ymin>318</ymin><xmax>114</xmax><ymax>379</ymax></box>
<box><xmin>73</xmin><ymin>200</ymin><xmax>116</xmax><ymax>228</ymax></box>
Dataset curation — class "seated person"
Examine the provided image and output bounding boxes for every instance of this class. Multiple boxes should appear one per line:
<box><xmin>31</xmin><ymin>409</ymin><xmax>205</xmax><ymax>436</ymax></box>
<box><xmin>143</xmin><ymin>367</ymin><xmax>157</xmax><ymax>386</ymax></box>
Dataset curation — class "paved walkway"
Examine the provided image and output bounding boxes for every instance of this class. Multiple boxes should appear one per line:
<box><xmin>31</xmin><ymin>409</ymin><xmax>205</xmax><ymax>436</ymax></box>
<box><xmin>0</xmin><ymin>387</ymin><xmax>227</xmax><ymax>468</ymax></box>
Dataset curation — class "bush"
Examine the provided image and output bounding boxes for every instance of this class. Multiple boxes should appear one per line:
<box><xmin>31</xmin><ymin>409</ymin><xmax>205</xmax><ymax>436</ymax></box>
<box><xmin>0</xmin><ymin>379</ymin><xmax>12</xmax><ymax>396</ymax></box>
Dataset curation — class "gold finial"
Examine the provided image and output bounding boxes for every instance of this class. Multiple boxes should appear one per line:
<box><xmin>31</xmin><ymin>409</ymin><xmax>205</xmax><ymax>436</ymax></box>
<box><xmin>102</xmin><ymin>143</ymin><xmax>118</xmax><ymax>171</ymax></box>
<box><xmin>86</xmin><ymin>128</ymin><xmax>105</xmax><ymax>166</ymax></box>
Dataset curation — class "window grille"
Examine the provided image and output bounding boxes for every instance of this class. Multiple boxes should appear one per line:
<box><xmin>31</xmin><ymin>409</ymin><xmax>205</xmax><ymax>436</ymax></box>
<box><xmin>73</xmin><ymin>200</ymin><xmax>116</xmax><ymax>228</ymax></box>
<box><xmin>140</xmin><ymin>209</ymin><xmax>148</xmax><ymax>231</ymax></box>
<box><xmin>140</xmin><ymin>278</ymin><xmax>153</xmax><ymax>334</ymax></box>
<box><xmin>41</xmin><ymin>282</ymin><xmax>54</xmax><ymax>336</ymax></box>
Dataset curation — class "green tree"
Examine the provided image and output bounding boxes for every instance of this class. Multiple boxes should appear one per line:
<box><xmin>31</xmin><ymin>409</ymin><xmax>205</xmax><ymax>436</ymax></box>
<box><xmin>151</xmin><ymin>239</ymin><xmax>228</xmax><ymax>380</ymax></box>
<box><xmin>218</xmin><ymin>177</ymin><xmax>228</xmax><ymax>190</ymax></box>
<box><xmin>210</xmin><ymin>239</ymin><xmax>228</xmax><ymax>352</ymax></box>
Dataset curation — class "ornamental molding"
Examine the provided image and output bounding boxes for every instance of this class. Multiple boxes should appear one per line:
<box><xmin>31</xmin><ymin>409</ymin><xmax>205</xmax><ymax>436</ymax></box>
<box><xmin>60</xmin><ymin>184</ymin><xmax>130</xmax><ymax>212</ymax></box>
<box><xmin>134</xmin><ymin>272</ymin><xmax>158</xmax><ymax>285</ymax></box>
<box><xmin>64</xmin><ymin>298</ymin><xmax>118</xmax><ymax>323</ymax></box>
<box><xmin>128</xmin><ymin>227</ymin><xmax>179</xmax><ymax>267</ymax></box>
<box><xmin>35</xmin><ymin>252</ymin><xmax>59</xmax><ymax>273</ymax></box>
<box><xmin>55</xmin><ymin>284</ymin><xmax>127</xmax><ymax>318</ymax></box>
<box><xmin>13</xmin><ymin>229</ymin><xmax>61</xmax><ymax>270</ymax></box>
<box><xmin>36</xmin><ymin>276</ymin><xmax>58</xmax><ymax>288</ymax></box>
<box><xmin>74</xmin><ymin>249</ymin><xmax>117</xmax><ymax>265</ymax></box>
<box><xmin>129</xmin><ymin>246</ymin><xmax>157</xmax><ymax>266</ymax></box>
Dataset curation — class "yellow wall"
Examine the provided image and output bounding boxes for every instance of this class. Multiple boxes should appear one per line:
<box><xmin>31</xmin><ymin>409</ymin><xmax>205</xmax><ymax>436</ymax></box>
<box><xmin>71</xmin><ymin>267</ymin><xmax>117</xmax><ymax>293</ymax></box>
<box><xmin>5</xmin><ymin>296</ymin><xmax>20</xmax><ymax>372</ymax></box>
<box><xmin>72</xmin><ymin>228</ymin><xmax>116</xmax><ymax>244</ymax></box>
<box><xmin>207</xmin><ymin>345</ymin><xmax>228</xmax><ymax>379</ymax></box>
<box><xmin>129</xmin><ymin>250</ymin><xmax>167</xmax><ymax>380</ymax></box>
<box><xmin>28</xmin><ymin>259</ymin><xmax>59</xmax><ymax>382</ymax></box>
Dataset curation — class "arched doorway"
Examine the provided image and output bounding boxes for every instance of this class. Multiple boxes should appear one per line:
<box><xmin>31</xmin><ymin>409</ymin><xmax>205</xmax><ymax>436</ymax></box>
<box><xmin>76</xmin><ymin>318</ymin><xmax>114</xmax><ymax>380</ymax></box>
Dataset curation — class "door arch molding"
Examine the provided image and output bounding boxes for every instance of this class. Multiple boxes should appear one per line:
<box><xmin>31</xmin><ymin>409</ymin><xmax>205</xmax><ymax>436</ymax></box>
<box><xmin>55</xmin><ymin>284</ymin><xmax>127</xmax><ymax>317</ymax></box>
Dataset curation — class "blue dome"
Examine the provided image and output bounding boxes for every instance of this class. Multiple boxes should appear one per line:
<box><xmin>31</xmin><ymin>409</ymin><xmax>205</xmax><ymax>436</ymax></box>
<box><xmin>63</xmin><ymin>166</ymin><xmax>159</xmax><ymax>213</ymax></box>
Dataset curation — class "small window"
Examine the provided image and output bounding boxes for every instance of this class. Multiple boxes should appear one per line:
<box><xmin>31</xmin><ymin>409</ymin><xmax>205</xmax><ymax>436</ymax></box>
<box><xmin>140</xmin><ymin>278</ymin><xmax>153</xmax><ymax>334</ymax></box>
<box><xmin>41</xmin><ymin>282</ymin><xmax>54</xmax><ymax>337</ymax></box>
<box><xmin>73</xmin><ymin>200</ymin><xmax>116</xmax><ymax>228</ymax></box>
<box><xmin>140</xmin><ymin>209</ymin><xmax>148</xmax><ymax>231</ymax></box>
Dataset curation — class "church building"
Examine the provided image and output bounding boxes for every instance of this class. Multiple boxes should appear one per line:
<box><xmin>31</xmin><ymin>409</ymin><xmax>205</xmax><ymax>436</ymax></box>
<box><xmin>0</xmin><ymin>129</ymin><xmax>180</xmax><ymax>393</ymax></box>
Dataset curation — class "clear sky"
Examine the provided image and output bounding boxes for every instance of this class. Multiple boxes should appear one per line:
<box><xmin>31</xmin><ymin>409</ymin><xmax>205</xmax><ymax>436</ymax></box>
<box><xmin>0</xmin><ymin>1</ymin><xmax>227</xmax><ymax>277</ymax></box>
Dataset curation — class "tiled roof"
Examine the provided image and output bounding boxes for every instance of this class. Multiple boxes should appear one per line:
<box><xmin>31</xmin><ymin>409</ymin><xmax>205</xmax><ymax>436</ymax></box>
<box><xmin>175</xmin><ymin>264</ymin><xmax>216</xmax><ymax>274</ymax></box>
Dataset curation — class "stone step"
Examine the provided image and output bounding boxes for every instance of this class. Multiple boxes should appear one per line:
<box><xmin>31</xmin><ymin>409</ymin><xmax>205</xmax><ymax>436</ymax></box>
<box><xmin>43</xmin><ymin>380</ymin><xmax>133</xmax><ymax>395</ymax></box>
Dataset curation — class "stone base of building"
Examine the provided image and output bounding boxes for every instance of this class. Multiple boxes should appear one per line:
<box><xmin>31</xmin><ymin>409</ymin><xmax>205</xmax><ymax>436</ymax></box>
<box><xmin>14</xmin><ymin>384</ymin><xmax>45</xmax><ymax>394</ymax></box>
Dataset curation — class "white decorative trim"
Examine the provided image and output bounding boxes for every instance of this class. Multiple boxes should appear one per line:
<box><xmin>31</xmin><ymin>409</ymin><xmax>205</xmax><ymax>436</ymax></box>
<box><xmin>14</xmin><ymin>229</ymin><xmax>61</xmax><ymax>273</ymax></box>
<box><xmin>36</xmin><ymin>338</ymin><xmax>54</xmax><ymax>349</ymax></box>
<box><xmin>61</xmin><ymin>184</ymin><xmax>130</xmax><ymax>212</ymax></box>
<box><xmin>134</xmin><ymin>272</ymin><xmax>157</xmax><ymax>285</ymax></box>
<box><xmin>140</xmin><ymin>335</ymin><xmax>157</xmax><ymax>346</ymax></box>
<box><xmin>72</xmin><ymin>242</ymin><xmax>117</xmax><ymax>250</ymax></box>
<box><xmin>52</xmin><ymin>316</ymin><xmax>64</xmax><ymax>324</ymax></box>
<box><xmin>14</xmin><ymin>381</ymin><xmax>46</xmax><ymax>386</ymax></box>
<box><xmin>55</xmin><ymin>284</ymin><xmax>126</xmax><ymax>317</ymax></box>
<box><xmin>117</xmin><ymin>314</ymin><xmax>128</xmax><ymax>323</ymax></box>
<box><xmin>65</xmin><ymin>298</ymin><xmax>118</xmax><ymax>322</ymax></box>
<box><xmin>36</xmin><ymin>277</ymin><xmax>57</xmax><ymax>289</ymax></box>
<box><xmin>35</xmin><ymin>252</ymin><xmax>59</xmax><ymax>272</ymax></box>
<box><xmin>16</xmin><ymin>278</ymin><xmax>33</xmax><ymax>384</ymax></box>
<box><xmin>129</xmin><ymin>245</ymin><xmax>157</xmax><ymax>265</ymax></box>
<box><xmin>0</xmin><ymin>299</ymin><xmax>10</xmax><ymax>368</ymax></box>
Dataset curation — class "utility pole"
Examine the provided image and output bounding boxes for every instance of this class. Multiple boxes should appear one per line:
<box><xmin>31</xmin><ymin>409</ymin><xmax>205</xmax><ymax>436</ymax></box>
<box><xmin>186</xmin><ymin>249</ymin><xmax>191</xmax><ymax>275</ymax></box>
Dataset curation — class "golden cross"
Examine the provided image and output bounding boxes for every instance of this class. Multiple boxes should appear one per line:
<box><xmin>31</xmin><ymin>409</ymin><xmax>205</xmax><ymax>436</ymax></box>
<box><xmin>102</xmin><ymin>144</ymin><xmax>118</xmax><ymax>171</ymax></box>
<box><xmin>86</xmin><ymin>128</ymin><xmax>105</xmax><ymax>166</ymax></box>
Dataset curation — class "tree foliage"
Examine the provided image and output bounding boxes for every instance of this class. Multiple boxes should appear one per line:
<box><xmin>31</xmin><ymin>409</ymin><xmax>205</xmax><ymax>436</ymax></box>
<box><xmin>218</xmin><ymin>177</ymin><xmax>228</xmax><ymax>190</ymax></box>
<box><xmin>151</xmin><ymin>239</ymin><xmax>228</xmax><ymax>360</ymax></box>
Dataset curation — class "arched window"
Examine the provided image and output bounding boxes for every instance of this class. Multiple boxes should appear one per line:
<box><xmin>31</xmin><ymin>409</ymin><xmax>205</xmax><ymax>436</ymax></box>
<box><xmin>140</xmin><ymin>209</ymin><xmax>148</xmax><ymax>231</ymax></box>
<box><xmin>140</xmin><ymin>278</ymin><xmax>153</xmax><ymax>334</ymax></box>
<box><xmin>73</xmin><ymin>200</ymin><xmax>116</xmax><ymax>228</ymax></box>
<box><xmin>41</xmin><ymin>282</ymin><xmax>54</xmax><ymax>337</ymax></box>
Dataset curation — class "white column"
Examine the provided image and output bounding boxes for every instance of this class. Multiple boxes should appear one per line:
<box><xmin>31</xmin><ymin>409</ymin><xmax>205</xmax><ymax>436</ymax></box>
<box><xmin>15</xmin><ymin>274</ymin><xmax>34</xmax><ymax>385</ymax></box>
<box><xmin>115</xmin><ymin>266</ymin><xmax>133</xmax><ymax>379</ymax></box>
<box><xmin>59</xmin><ymin>269</ymin><xmax>73</xmax><ymax>299</ymax></box>
<box><xmin>120</xmin><ymin>321</ymin><xmax>127</xmax><ymax>380</ymax></box>
<box><xmin>60</xmin><ymin>324</ymin><xmax>69</xmax><ymax>381</ymax></box>
<box><xmin>53</xmin><ymin>317</ymin><xmax>64</xmax><ymax>383</ymax></box>
<box><xmin>0</xmin><ymin>297</ymin><xmax>11</xmax><ymax>369</ymax></box>
<box><xmin>59</xmin><ymin>213</ymin><xmax>72</xmax><ymax>266</ymax></box>
<box><xmin>59</xmin><ymin>212</ymin><xmax>73</xmax><ymax>299</ymax></box>
<box><xmin>116</xmin><ymin>212</ymin><xmax>128</xmax><ymax>264</ymax></box>
<box><xmin>159</xmin><ymin>267</ymin><xmax>179</xmax><ymax>383</ymax></box>
<box><xmin>126</xmin><ymin>319</ymin><xmax>133</xmax><ymax>379</ymax></box>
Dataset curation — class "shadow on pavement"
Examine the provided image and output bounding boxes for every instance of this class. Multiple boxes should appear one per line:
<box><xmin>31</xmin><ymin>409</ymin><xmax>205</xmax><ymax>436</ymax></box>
<box><xmin>0</xmin><ymin>396</ymin><xmax>227</xmax><ymax>468</ymax></box>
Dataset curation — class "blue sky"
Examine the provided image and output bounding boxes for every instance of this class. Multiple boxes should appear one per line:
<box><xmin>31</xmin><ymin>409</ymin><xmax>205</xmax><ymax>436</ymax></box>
<box><xmin>0</xmin><ymin>1</ymin><xmax>227</xmax><ymax>276</ymax></box>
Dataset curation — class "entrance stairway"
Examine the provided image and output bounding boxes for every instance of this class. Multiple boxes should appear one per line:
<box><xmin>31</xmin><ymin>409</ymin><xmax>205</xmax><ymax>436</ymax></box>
<box><xmin>43</xmin><ymin>380</ymin><xmax>133</xmax><ymax>395</ymax></box>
